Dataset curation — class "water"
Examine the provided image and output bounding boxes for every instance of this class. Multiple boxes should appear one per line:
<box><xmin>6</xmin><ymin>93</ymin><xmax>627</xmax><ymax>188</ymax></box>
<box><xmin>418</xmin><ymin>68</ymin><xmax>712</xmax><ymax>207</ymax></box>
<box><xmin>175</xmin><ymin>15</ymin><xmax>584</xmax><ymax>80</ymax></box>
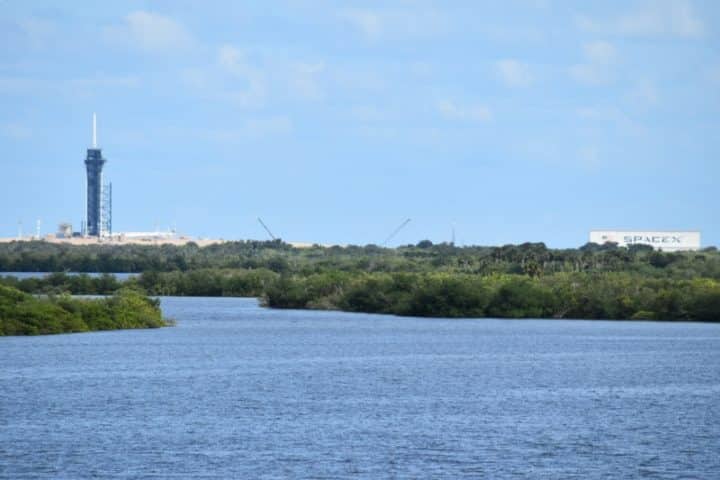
<box><xmin>0</xmin><ymin>272</ymin><xmax>137</xmax><ymax>280</ymax></box>
<box><xmin>1</xmin><ymin>297</ymin><xmax>719</xmax><ymax>479</ymax></box>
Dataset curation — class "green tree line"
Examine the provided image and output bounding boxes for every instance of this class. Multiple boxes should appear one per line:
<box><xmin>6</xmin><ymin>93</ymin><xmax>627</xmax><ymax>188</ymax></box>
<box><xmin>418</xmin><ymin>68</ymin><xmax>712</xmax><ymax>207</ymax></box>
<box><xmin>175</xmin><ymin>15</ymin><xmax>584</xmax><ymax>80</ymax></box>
<box><xmin>1</xmin><ymin>240</ymin><xmax>719</xmax><ymax>279</ymax></box>
<box><xmin>3</xmin><ymin>270</ymin><xmax>718</xmax><ymax>321</ymax></box>
<box><xmin>264</xmin><ymin>272</ymin><xmax>720</xmax><ymax>321</ymax></box>
<box><xmin>0</xmin><ymin>285</ymin><xmax>171</xmax><ymax>336</ymax></box>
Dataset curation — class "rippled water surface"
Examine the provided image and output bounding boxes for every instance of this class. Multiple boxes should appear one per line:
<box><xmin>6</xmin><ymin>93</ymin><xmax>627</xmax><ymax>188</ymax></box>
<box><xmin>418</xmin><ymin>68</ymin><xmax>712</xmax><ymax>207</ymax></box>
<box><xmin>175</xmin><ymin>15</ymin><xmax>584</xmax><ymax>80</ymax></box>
<box><xmin>0</xmin><ymin>272</ymin><xmax>137</xmax><ymax>280</ymax></box>
<box><xmin>1</xmin><ymin>297</ymin><xmax>719</xmax><ymax>479</ymax></box>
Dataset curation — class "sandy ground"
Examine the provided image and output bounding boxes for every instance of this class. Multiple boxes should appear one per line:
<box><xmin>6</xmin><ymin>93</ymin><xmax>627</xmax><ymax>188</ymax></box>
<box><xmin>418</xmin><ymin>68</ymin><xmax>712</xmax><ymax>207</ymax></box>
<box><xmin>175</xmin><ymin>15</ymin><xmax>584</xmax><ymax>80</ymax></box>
<box><xmin>0</xmin><ymin>236</ymin><xmax>226</xmax><ymax>247</ymax></box>
<box><xmin>0</xmin><ymin>236</ymin><xmax>319</xmax><ymax>248</ymax></box>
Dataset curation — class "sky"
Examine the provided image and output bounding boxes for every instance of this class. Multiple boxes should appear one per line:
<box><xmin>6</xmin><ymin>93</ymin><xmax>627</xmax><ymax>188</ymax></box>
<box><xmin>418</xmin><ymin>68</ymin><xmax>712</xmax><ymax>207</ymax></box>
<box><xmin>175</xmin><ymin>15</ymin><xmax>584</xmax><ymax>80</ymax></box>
<box><xmin>1</xmin><ymin>0</ymin><xmax>718</xmax><ymax>247</ymax></box>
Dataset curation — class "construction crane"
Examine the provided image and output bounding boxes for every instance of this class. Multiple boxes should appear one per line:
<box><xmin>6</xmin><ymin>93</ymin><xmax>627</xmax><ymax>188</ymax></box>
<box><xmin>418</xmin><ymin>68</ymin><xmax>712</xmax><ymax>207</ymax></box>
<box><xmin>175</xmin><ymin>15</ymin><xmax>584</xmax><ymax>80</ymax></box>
<box><xmin>257</xmin><ymin>217</ymin><xmax>277</xmax><ymax>240</ymax></box>
<box><xmin>383</xmin><ymin>218</ymin><xmax>411</xmax><ymax>247</ymax></box>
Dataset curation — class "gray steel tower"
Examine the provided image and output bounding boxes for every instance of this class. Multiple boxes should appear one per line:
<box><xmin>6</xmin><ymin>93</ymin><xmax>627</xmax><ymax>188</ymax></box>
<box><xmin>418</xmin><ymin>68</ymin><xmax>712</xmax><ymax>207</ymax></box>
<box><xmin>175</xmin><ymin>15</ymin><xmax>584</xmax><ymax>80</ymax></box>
<box><xmin>85</xmin><ymin>114</ymin><xmax>106</xmax><ymax>236</ymax></box>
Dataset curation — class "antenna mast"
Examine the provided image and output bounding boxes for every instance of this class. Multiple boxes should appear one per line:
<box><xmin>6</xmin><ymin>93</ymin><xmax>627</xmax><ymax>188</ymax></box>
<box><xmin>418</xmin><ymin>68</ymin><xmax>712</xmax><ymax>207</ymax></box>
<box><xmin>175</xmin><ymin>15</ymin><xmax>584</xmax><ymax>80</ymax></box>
<box><xmin>383</xmin><ymin>218</ymin><xmax>411</xmax><ymax>247</ymax></box>
<box><xmin>92</xmin><ymin>113</ymin><xmax>97</xmax><ymax>148</ymax></box>
<box><xmin>257</xmin><ymin>217</ymin><xmax>277</xmax><ymax>240</ymax></box>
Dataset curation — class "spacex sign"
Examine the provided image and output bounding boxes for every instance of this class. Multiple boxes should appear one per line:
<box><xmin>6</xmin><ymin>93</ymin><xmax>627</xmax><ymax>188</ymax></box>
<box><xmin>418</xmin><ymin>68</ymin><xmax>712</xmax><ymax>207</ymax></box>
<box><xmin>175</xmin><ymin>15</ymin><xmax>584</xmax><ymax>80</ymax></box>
<box><xmin>589</xmin><ymin>231</ymin><xmax>701</xmax><ymax>252</ymax></box>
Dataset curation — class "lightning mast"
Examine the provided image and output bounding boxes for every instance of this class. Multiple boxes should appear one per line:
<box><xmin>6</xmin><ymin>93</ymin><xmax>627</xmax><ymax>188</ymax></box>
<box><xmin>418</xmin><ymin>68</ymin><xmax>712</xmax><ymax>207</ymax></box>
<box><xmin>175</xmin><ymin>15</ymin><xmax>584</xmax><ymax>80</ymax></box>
<box><xmin>257</xmin><ymin>217</ymin><xmax>277</xmax><ymax>240</ymax></box>
<box><xmin>383</xmin><ymin>218</ymin><xmax>411</xmax><ymax>247</ymax></box>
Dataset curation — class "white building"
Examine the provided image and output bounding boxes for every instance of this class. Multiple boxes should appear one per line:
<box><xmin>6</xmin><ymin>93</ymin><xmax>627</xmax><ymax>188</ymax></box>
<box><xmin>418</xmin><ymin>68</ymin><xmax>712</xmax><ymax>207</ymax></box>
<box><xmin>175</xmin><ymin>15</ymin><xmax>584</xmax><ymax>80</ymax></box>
<box><xmin>589</xmin><ymin>230</ymin><xmax>701</xmax><ymax>252</ymax></box>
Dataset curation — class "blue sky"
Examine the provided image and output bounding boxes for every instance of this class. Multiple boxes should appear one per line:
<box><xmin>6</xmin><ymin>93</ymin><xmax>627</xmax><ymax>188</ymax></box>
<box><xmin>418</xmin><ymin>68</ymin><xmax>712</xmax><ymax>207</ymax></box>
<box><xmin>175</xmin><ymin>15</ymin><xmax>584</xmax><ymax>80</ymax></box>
<box><xmin>1</xmin><ymin>1</ymin><xmax>718</xmax><ymax>247</ymax></box>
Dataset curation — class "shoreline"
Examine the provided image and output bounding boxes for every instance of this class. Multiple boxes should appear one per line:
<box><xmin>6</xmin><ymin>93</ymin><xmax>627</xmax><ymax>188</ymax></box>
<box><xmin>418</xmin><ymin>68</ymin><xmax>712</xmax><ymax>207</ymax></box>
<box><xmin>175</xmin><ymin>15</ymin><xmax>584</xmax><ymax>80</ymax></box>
<box><xmin>2</xmin><ymin>271</ymin><xmax>718</xmax><ymax>323</ymax></box>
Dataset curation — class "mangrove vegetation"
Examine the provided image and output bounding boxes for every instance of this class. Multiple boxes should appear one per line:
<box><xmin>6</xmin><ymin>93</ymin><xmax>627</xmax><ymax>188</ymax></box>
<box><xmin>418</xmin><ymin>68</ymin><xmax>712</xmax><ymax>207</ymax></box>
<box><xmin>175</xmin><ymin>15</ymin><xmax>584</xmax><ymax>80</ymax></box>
<box><xmin>0</xmin><ymin>285</ymin><xmax>171</xmax><ymax>336</ymax></box>
<box><xmin>1</xmin><ymin>240</ymin><xmax>719</xmax><ymax>321</ymax></box>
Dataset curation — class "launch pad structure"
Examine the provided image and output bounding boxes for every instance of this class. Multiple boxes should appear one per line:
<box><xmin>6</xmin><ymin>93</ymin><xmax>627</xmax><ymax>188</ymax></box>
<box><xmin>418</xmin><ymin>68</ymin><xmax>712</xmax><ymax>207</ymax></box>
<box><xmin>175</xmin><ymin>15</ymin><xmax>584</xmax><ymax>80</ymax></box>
<box><xmin>84</xmin><ymin>113</ymin><xmax>112</xmax><ymax>237</ymax></box>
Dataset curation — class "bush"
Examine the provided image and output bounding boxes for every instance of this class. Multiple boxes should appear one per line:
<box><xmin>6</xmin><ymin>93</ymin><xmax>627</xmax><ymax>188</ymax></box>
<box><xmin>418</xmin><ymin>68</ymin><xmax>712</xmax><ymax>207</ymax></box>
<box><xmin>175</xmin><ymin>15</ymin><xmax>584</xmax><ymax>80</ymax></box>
<box><xmin>0</xmin><ymin>285</ymin><xmax>170</xmax><ymax>336</ymax></box>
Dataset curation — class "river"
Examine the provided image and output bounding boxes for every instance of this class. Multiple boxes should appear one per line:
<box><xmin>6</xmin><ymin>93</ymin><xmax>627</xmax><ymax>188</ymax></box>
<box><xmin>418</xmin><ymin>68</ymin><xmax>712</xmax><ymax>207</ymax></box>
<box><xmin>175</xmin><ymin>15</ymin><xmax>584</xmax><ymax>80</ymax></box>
<box><xmin>1</xmin><ymin>297</ymin><xmax>719</xmax><ymax>479</ymax></box>
<box><xmin>0</xmin><ymin>272</ymin><xmax>137</xmax><ymax>280</ymax></box>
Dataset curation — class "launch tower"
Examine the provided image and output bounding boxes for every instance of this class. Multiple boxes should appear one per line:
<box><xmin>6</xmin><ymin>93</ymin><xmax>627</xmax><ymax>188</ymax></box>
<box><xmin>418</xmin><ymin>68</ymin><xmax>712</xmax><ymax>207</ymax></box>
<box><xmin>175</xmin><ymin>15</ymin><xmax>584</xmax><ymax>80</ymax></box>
<box><xmin>85</xmin><ymin>113</ymin><xmax>108</xmax><ymax>236</ymax></box>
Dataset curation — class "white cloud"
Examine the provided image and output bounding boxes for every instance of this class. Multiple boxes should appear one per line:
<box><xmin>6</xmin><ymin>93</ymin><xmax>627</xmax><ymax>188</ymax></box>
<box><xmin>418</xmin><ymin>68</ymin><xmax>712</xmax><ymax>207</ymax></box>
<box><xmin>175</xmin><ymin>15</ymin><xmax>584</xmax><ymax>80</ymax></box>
<box><xmin>528</xmin><ymin>0</ymin><xmax>550</xmax><ymax>7</ymax></box>
<box><xmin>578</xmin><ymin>146</ymin><xmax>600</xmax><ymax>169</ymax></box>
<box><xmin>569</xmin><ymin>64</ymin><xmax>601</xmax><ymax>85</ymax></box>
<box><xmin>577</xmin><ymin>1</ymin><xmax>704</xmax><ymax>38</ymax></box>
<box><xmin>180</xmin><ymin>68</ymin><xmax>210</xmax><ymax>90</ymax></box>
<box><xmin>495</xmin><ymin>59</ymin><xmax>533</xmax><ymax>87</ymax></box>
<box><xmin>437</xmin><ymin>100</ymin><xmax>492</xmax><ymax>122</ymax></box>
<box><xmin>569</xmin><ymin>41</ymin><xmax>616</xmax><ymax>85</ymax></box>
<box><xmin>709</xmin><ymin>66</ymin><xmax>720</xmax><ymax>84</ymax></box>
<box><xmin>106</xmin><ymin>11</ymin><xmax>193</xmax><ymax>53</ymax></box>
<box><xmin>0</xmin><ymin>74</ymin><xmax>139</xmax><ymax>98</ymax></box>
<box><xmin>244</xmin><ymin>116</ymin><xmax>292</xmax><ymax>137</ymax></box>
<box><xmin>350</xmin><ymin>105</ymin><xmax>383</xmax><ymax>122</ymax></box>
<box><xmin>217</xmin><ymin>45</ymin><xmax>267</xmax><ymax>107</ymax></box>
<box><xmin>0</xmin><ymin>123</ymin><xmax>32</xmax><ymax>140</ymax></box>
<box><xmin>70</xmin><ymin>74</ymin><xmax>141</xmax><ymax>89</ymax></box>
<box><xmin>0</xmin><ymin>76</ymin><xmax>45</xmax><ymax>95</ymax></box>
<box><xmin>338</xmin><ymin>8</ymin><xmax>448</xmax><ymax>40</ymax></box>
<box><xmin>627</xmin><ymin>81</ymin><xmax>659</xmax><ymax>107</ymax></box>
<box><xmin>331</xmin><ymin>66</ymin><xmax>386</xmax><ymax>92</ymax></box>
<box><xmin>575</xmin><ymin>107</ymin><xmax>606</xmax><ymax>120</ymax></box>
<box><xmin>583</xmin><ymin>41</ymin><xmax>616</xmax><ymax>63</ymax></box>
<box><xmin>183</xmin><ymin>46</ymin><xmax>334</xmax><ymax>108</ymax></box>
<box><xmin>62</xmin><ymin>74</ymin><xmax>142</xmax><ymax>100</ymax></box>
<box><xmin>339</xmin><ymin>9</ymin><xmax>383</xmax><ymax>39</ymax></box>
<box><xmin>574</xmin><ymin>106</ymin><xmax>648</xmax><ymax>136</ymax></box>
<box><xmin>477</xmin><ymin>25</ymin><xmax>546</xmax><ymax>43</ymax></box>
<box><xmin>409</xmin><ymin>61</ymin><xmax>432</xmax><ymax>77</ymax></box>
<box><xmin>204</xmin><ymin>116</ymin><xmax>292</xmax><ymax>141</ymax></box>
<box><xmin>288</xmin><ymin>62</ymin><xmax>325</xmax><ymax>101</ymax></box>
<box><xmin>18</xmin><ymin>18</ymin><xmax>57</xmax><ymax>48</ymax></box>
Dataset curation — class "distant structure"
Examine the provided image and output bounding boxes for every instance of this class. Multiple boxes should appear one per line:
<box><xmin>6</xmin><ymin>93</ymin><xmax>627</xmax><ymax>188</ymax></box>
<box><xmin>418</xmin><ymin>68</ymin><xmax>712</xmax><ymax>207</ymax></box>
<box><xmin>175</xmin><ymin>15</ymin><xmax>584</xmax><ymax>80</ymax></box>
<box><xmin>85</xmin><ymin>113</ymin><xmax>112</xmax><ymax>237</ymax></box>
<box><xmin>383</xmin><ymin>218</ymin><xmax>411</xmax><ymax>247</ymax></box>
<box><xmin>257</xmin><ymin>217</ymin><xmax>277</xmax><ymax>240</ymax></box>
<box><xmin>57</xmin><ymin>223</ymin><xmax>72</xmax><ymax>238</ymax></box>
<box><xmin>102</xmin><ymin>181</ymin><xmax>112</xmax><ymax>236</ymax></box>
<box><xmin>589</xmin><ymin>230</ymin><xmax>701</xmax><ymax>252</ymax></box>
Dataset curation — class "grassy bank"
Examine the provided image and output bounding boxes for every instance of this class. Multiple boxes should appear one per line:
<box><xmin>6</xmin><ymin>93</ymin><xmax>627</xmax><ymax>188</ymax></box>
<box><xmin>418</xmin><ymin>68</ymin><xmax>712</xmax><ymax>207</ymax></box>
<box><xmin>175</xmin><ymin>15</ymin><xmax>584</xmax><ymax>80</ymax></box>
<box><xmin>0</xmin><ymin>285</ymin><xmax>172</xmax><ymax>336</ymax></box>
